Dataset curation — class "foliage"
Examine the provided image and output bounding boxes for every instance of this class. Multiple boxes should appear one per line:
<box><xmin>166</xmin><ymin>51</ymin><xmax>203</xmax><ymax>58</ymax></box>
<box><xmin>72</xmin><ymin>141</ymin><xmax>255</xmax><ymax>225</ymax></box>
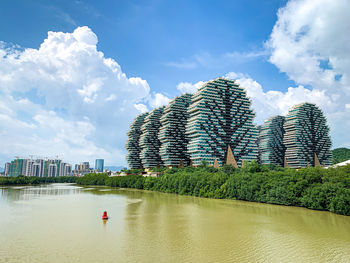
<box><xmin>75</xmin><ymin>173</ymin><xmax>109</xmax><ymax>185</ymax></box>
<box><xmin>332</xmin><ymin>147</ymin><xmax>350</xmax><ymax>164</ymax></box>
<box><xmin>0</xmin><ymin>175</ymin><xmax>77</xmax><ymax>185</ymax></box>
<box><xmin>75</xmin><ymin>164</ymin><xmax>350</xmax><ymax>216</ymax></box>
<box><xmin>3</xmin><ymin>164</ymin><xmax>348</xmax><ymax>216</ymax></box>
<box><xmin>124</xmin><ymin>169</ymin><xmax>143</xmax><ymax>175</ymax></box>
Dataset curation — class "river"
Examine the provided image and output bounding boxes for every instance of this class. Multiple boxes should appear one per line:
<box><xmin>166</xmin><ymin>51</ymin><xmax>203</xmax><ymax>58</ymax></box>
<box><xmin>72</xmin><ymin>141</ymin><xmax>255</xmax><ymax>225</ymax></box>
<box><xmin>0</xmin><ymin>183</ymin><xmax>349</xmax><ymax>262</ymax></box>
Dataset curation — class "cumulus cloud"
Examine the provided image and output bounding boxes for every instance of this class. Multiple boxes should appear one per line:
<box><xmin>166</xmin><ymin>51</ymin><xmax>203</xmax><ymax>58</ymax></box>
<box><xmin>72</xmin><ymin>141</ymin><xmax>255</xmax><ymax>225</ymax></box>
<box><xmin>0</xmin><ymin>26</ymin><xmax>156</xmax><ymax>165</ymax></box>
<box><xmin>176</xmin><ymin>81</ymin><xmax>205</xmax><ymax>93</ymax></box>
<box><xmin>225</xmin><ymin>72</ymin><xmax>333</xmax><ymax>123</ymax></box>
<box><xmin>134</xmin><ymin>103</ymin><xmax>148</xmax><ymax>113</ymax></box>
<box><xmin>266</xmin><ymin>0</ymin><xmax>350</xmax><ymax>148</ymax></box>
<box><xmin>148</xmin><ymin>93</ymin><xmax>171</xmax><ymax>108</ymax></box>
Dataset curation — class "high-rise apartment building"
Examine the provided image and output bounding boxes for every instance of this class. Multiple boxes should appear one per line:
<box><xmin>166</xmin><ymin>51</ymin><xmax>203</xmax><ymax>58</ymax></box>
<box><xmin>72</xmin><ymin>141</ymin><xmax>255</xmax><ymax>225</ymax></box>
<box><xmin>48</xmin><ymin>164</ymin><xmax>57</xmax><ymax>177</ymax></box>
<box><xmin>4</xmin><ymin>162</ymin><xmax>10</xmax><ymax>176</ymax></box>
<box><xmin>9</xmin><ymin>159</ymin><xmax>24</xmax><ymax>177</ymax></box>
<box><xmin>35</xmin><ymin>159</ymin><xmax>45</xmax><ymax>177</ymax></box>
<box><xmin>64</xmin><ymin>164</ymin><xmax>72</xmax><ymax>176</ymax></box>
<box><xmin>259</xmin><ymin>116</ymin><xmax>286</xmax><ymax>166</ymax></box>
<box><xmin>33</xmin><ymin>163</ymin><xmax>41</xmax><ymax>177</ymax></box>
<box><xmin>283</xmin><ymin>103</ymin><xmax>332</xmax><ymax>168</ymax></box>
<box><xmin>25</xmin><ymin>159</ymin><xmax>35</xmax><ymax>177</ymax></box>
<box><xmin>59</xmin><ymin>162</ymin><xmax>66</xmax><ymax>176</ymax></box>
<box><xmin>21</xmin><ymin>159</ymin><xmax>28</xmax><ymax>176</ymax></box>
<box><xmin>159</xmin><ymin>94</ymin><xmax>192</xmax><ymax>167</ymax></box>
<box><xmin>139</xmin><ymin>107</ymin><xmax>165</xmax><ymax>168</ymax></box>
<box><xmin>186</xmin><ymin>78</ymin><xmax>258</xmax><ymax>167</ymax></box>
<box><xmin>73</xmin><ymin>162</ymin><xmax>90</xmax><ymax>175</ymax></box>
<box><xmin>126</xmin><ymin>113</ymin><xmax>149</xmax><ymax>169</ymax></box>
<box><xmin>58</xmin><ymin>162</ymin><xmax>72</xmax><ymax>176</ymax></box>
<box><xmin>95</xmin><ymin>159</ymin><xmax>104</xmax><ymax>172</ymax></box>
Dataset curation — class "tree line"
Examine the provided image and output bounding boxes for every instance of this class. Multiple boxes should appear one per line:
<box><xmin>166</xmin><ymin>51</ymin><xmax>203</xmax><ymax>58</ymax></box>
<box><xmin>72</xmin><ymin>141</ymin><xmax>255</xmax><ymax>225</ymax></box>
<box><xmin>76</xmin><ymin>161</ymin><xmax>350</xmax><ymax>216</ymax></box>
<box><xmin>0</xmin><ymin>176</ymin><xmax>77</xmax><ymax>185</ymax></box>
<box><xmin>332</xmin><ymin>147</ymin><xmax>350</xmax><ymax>164</ymax></box>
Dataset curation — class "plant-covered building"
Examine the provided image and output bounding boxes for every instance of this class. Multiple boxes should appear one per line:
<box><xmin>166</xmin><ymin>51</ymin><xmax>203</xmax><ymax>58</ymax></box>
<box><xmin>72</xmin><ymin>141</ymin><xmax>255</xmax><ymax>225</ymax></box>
<box><xmin>283</xmin><ymin>103</ymin><xmax>332</xmax><ymax>168</ymax></box>
<box><xmin>259</xmin><ymin>115</ymin><xmax>286</xmax><ymax>166</ymax></box>
<box><xmin>159</xmin><ymin>93</ymin><xmax>192</xmax><ymax>166</ymax></box>
<box><xmin>186</xmin><ymin>77</ymin><xmax>259</xmax><ymax>167</ymax></box>
<box><xmin>139</xmin><ymin>107</ymin><xmax>165</xmax><ymax>168</ymax></box>
<box><xmin>125</xmin><ymin>113</ymin><xmax>148</xmax><ymax>169</ymax></box>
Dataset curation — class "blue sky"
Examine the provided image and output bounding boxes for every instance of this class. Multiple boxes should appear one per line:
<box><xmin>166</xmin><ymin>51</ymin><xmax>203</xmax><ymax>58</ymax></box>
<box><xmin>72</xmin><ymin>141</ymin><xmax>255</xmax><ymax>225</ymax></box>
<box><xmin>0</xmin><ymin>0</ymin><xmax>349</xmax><ymax>166</ymax></box>
<box><xmin>0</xmin><ymin>0</ymin><xmax>292</xmax><ymax>95</ymax></box>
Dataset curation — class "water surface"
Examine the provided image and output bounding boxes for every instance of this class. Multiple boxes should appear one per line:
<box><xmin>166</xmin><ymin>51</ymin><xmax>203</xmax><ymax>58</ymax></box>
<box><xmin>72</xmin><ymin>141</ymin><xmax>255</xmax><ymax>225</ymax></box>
<box><xmin>0</xmin><ymin>184</ymin><xmax>349</xmax><ymax>262</ymax></box>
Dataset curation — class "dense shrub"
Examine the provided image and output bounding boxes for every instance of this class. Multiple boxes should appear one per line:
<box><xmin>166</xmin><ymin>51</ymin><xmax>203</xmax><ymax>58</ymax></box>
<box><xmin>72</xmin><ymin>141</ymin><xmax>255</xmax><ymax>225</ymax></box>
<box><xmin>332</xmin><ymin>147</ymin><xmax>350</xmax><ymax>164</ymax></box>
<box><xmin>0</xmin><ymin>175</ymin><xmax>77</xmax><ymax>185</ymax></box>
<box><xmin>75</xmin><ymin>164</ymin><xmax>350</xmax><ymax>215</ymax></box>
<box><xmin>75</xmin><ymin>173</ymin><xmax>109</xmax><ymax>185</ymax></box>
<box><xmin>3</xmin><ymin>163</ymin><xmax>349</xmax><ymax>216</ymax></box>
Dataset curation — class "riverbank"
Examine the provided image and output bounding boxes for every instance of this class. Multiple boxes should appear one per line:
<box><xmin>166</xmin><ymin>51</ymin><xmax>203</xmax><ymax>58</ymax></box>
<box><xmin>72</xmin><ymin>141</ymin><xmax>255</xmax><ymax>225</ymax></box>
<box><xmin>0</xmin><ymin>176</ymin><xmax>76</xmax><ymax>185</ymax></box>
<box><xmin>1</xmin><ymin>163</ymin><xmax>348</xmax><ymax>216</ymax></box>
<box><xmin>76</xmin><ymin>163</ymin><xmax>350</xmax><ymax>216</ymax></box>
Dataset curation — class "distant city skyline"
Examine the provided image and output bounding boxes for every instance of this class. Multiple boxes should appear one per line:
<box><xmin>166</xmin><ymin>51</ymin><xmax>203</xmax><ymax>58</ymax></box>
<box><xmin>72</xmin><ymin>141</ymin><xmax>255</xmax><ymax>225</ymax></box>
<box><xmin>2</xmin><ymin>156</ymin><xmax>110</xmax><ymax>176</ymax></box>
<box><xmin>0</xmin><ymin>0</ymin><xmax>349</xmax><ymax>166</ymax></box>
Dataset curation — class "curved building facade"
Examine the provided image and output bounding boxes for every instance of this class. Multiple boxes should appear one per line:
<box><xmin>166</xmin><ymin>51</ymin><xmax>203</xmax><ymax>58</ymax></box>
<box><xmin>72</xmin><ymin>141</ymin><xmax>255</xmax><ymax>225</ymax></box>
<box><xmin>139</xmin><ymin>107</ymin><xmax>165</xmax><ymax>168</ymax></box>
<box><xmin>283</xmin><ymin>103</ymin><xmax>332</xmax><ymax>168</ymax></box>
<box><xmin>186</xmin><ymin>78</ymin><xmax>258</xmax><ymax>167</ymax></box>
<box><xmin>159</xmin><ymin>93</ymin><xmax>192</xmax><ymax>166</ymax></box>
<box><xmin>126</xmin><ymin>112</ymin><xmax>149</xmax><ymax>169</ymax></box>
<box><xmin>259</xmin><ymin>115</ymin><xmax>286</xmax><ymax>166</ymax></box>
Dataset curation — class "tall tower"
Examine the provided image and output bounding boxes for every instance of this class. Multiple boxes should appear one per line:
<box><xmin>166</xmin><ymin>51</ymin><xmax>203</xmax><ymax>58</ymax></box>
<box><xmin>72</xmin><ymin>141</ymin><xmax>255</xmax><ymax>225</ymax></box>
<box><xmin>186</xmin><ymin>77</ymin><xmax>258</xmax><ymax>167</ymax></box>
<box><xmin>95</xmin><ymin>159</ymin><xmax>104</xmax><ymax>172</ymax></box>
<box><xmin>283</xmin><ymin>103</ymin><xmax>332</xmax><ymax>168</ymax></box>
<box><xmin>126</xmin><ymin>112</ymin><xmax>149</xmax><ymax>169</ymax></box>
<box><xmin>159</xmin><ymin>93</ymin><xmax>192</xmax><ymax>166</ymax></box>
<box><xmin>139</xmin><ymin>107</ymin><xmax>165</xmax><ymax>168</ymax></box>
<box><xmin>259</xmin><ymin>115</ymin><xmax>286</xmax><ymax>166</ymax></box>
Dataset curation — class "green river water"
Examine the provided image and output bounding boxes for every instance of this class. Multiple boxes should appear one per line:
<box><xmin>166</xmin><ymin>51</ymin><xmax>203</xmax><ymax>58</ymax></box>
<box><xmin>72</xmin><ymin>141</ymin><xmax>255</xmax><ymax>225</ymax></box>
<box><xmin>0</xmin><ymin>183</ymin><xmax>349</xmax><ymax>263</ymax></box>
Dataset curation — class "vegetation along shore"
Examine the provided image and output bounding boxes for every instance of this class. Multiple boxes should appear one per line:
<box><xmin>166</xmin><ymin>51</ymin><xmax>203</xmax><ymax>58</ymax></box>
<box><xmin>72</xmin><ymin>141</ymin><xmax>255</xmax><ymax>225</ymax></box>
<box><xmin>1</xmin><ymin>162</ymin><xmax>349</xmax><ymax>216</ymax></box>
<box><xmin>77</xmin><ymin>162</ymin><xmax>349</xmax><ymax>216</ymax></box>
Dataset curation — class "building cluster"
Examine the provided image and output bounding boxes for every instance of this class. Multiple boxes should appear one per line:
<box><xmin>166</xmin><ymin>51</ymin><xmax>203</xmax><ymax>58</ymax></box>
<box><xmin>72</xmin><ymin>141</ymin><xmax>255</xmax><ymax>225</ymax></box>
<box><xmin>4</xmin><ymin>158</ymin><xmax>72</xmax><ymax>177</ymax></box>
<box><xmin>4</xmin><ymin>158</ymin><xmax>105</xmax><ymax>177</ymax></box>
<box><xmin>126</xmin><ymin>77</ymin><xmax>332</xmax><ymax>169</ymax></box>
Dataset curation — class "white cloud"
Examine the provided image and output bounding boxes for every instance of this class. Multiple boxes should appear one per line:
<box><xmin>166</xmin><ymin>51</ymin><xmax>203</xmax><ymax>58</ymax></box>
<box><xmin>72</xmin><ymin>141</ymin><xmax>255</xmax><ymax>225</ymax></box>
<box><xmin>166</xmin><ymin>50</ymin><xmax>266</xmax><ymax>70</ymax></box>
<box><xmin>225</xmin><ymin>72</ymin><xmax>333</xmax><ymax>123</ymax></box>
<box><xmin>165</xmin><ymin>61</ymin><xmax>197</xmax><ymax>69</ymax></box>
<box><xmin>267</xmin><ymin>0</ymin><xmax>350</xmax><ymax>93</ymax></box>
<box><xmin>134</xmin><ymin>103</ymin><xmax>148</xmax><ymax>113</ymax></box>
<box><xmin>0</xmin><ymin>26</ymin><xmax>153</xmax><ymax>165</ymax></box>
<box><xmin>148</xmin><ymin>93</ymin><xmax>171</xmax><ymax>108</ymax></box>
<box><xmin>177</xmin><ymin>81</ymin><xmax>205</xmax><ymax>93</ymax></box>
<box><xmin>266</xmin><ymin>0</ymin><xmax>350</xmax><ymax>148</ymax></box>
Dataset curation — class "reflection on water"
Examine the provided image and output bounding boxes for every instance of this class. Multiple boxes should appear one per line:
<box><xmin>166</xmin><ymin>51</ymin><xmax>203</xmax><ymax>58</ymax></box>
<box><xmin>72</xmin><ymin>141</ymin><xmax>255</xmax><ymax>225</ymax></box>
<box><xmin>0</xmin><ymin>184</ymin><xmax>349</xmax><ymax>263</ymax></box>
<box><xmin>0</xmin><ymin>183</ymin><xmax>82</xmax><ymax>202</ymax></box>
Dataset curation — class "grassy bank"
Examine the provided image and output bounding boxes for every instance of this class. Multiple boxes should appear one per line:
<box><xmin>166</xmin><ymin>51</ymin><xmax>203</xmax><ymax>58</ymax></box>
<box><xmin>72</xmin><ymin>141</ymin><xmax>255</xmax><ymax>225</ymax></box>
<box><xmin>76</xmin><ymin>162</ymin><xmax>350</xmax><ymax>216</ymax></box>
<box><xmin>0</xmin><ymin>176</ymin><xmax>77</xmax><ymax>185</ymax></box>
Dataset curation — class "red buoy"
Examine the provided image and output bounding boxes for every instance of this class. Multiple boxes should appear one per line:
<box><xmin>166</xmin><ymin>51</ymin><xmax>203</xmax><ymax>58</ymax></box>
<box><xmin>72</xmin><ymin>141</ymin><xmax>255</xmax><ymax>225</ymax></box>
<box><xmin>102</xmin><ymin>211</ymin><xmax>109</xmax><ymax>220</ymax></box>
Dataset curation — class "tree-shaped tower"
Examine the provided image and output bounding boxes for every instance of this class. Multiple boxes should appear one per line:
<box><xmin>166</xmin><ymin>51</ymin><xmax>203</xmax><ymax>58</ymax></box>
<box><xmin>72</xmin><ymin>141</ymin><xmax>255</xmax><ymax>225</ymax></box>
<box><xmin>125</xmin><ymin>112</ymin><xmax>149</xmax><ymax>169</ymax></box>
<box><xmin>283</xmin><ymin>103</ymin><xmax>332</xmax><ymax>168</ymax></box>
<box><xmin>159</xmin><ymin>93</ymin><xmax>192</xmax><ymax>166</ymax></box>
<box><xmin>139</xmin><ymin>107</ymin><xmax>165</xmax><ymax>168</ymax></box>
<box><xmin>186</xmin><ymin>77</ymin><xmax>258</xmax><ymax>167</ymax></box>
<box><xmin>259</xmin><ymin>115</ymin><xmax>286</xmax><ymax>166</ymax></box>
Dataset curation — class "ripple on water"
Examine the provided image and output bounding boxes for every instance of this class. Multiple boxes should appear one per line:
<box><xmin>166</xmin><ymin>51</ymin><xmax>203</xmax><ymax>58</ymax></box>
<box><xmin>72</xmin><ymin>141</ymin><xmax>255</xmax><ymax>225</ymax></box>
<box><xmin>81</xmin><ymin>188</ymin><xmax>95</xmax><ymax>190</ymax></box>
